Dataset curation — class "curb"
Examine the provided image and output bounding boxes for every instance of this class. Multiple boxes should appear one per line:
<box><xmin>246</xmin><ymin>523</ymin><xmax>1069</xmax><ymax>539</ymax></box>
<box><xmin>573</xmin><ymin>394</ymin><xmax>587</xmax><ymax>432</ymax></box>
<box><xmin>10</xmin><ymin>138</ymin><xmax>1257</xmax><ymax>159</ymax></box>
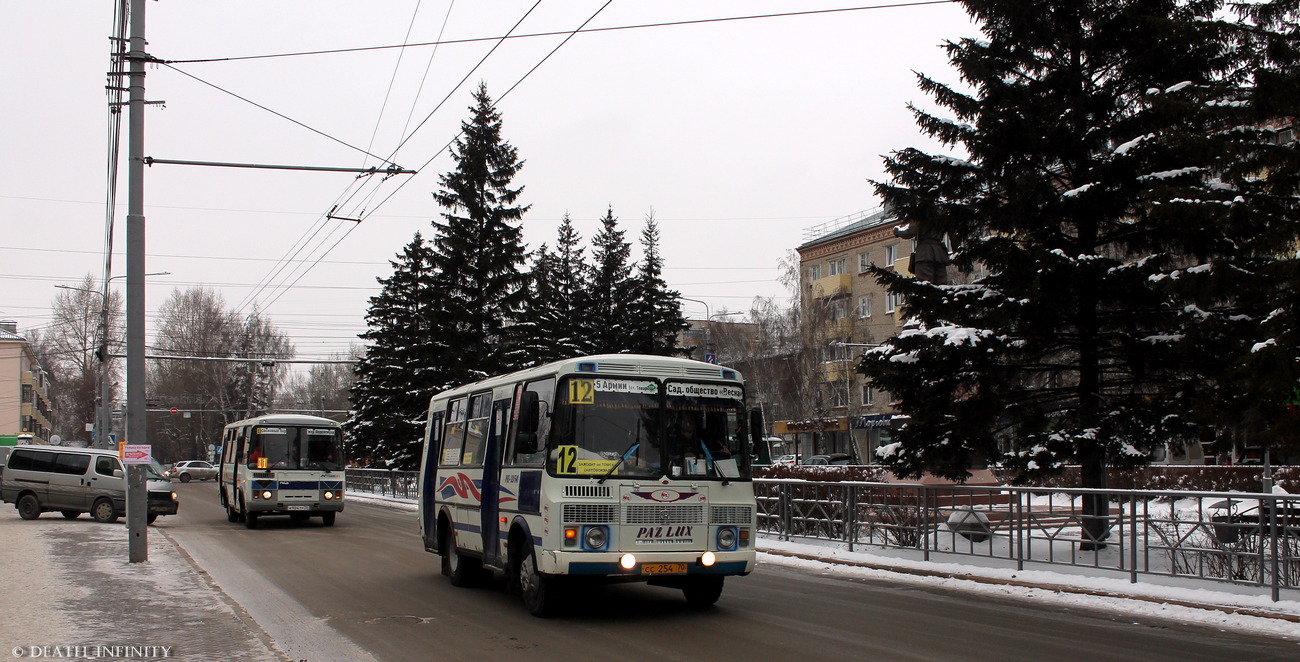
<box><xmin>758</xmin><ymin>546</ymin><xmax>1300</xmax><ymax>624</ymax></box>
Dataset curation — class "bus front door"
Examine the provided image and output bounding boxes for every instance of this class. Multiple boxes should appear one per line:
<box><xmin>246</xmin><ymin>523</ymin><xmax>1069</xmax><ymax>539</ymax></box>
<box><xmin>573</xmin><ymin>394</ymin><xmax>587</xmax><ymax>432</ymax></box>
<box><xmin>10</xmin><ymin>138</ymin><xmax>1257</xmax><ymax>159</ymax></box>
<box><xmin>480</xmin><ymin>398</ymin><xmax>511</xmax><ymax>566</ymax></box>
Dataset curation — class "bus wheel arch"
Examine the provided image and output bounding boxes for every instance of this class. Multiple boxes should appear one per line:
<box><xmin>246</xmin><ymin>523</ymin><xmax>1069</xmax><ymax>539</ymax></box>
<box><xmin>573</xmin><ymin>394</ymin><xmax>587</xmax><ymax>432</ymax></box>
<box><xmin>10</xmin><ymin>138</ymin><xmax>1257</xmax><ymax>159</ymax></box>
<box><xmin>505</xmin><ymin>522</ymin><xmax>534</xmax><ymax>595</ymax></box>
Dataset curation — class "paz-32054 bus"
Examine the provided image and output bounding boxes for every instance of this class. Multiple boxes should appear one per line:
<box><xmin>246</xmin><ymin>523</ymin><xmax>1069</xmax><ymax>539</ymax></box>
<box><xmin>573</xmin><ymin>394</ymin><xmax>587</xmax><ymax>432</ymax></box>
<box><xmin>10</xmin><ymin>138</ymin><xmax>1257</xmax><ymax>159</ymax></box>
<box><xmin>218</xmin><ymin>413</ymin><xmax>345</xmax><ymax>529</ymax></box>
<box><xmin>419</xmin><ymin>354</ymin><xmax>761</xmax><ymax>616</ymax></box>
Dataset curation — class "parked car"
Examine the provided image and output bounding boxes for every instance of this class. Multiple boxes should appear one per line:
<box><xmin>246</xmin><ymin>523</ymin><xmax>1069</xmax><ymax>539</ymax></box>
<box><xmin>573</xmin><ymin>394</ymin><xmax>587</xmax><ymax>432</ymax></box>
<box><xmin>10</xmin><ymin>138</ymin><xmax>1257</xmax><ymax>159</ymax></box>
<box><xmin>165</xmin><ymin>460</ymin><xmax>218</xmax><ymax>483</ymax></box>
<box><xmin>804</xmin><ymin>453</ymin><xmax>854</xmax><ymax>466</ymax></box>
<box><xmin>772</xmin><ymin>454</ymin><xmax>801</xmax><ymax>467</ymax></box>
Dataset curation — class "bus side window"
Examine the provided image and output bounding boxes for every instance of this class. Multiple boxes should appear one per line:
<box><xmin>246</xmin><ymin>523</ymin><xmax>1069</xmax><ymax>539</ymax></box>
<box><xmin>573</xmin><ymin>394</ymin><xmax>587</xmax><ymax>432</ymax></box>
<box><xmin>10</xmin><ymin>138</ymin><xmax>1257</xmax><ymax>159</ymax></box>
<box><xmin>442</xmin><ymin>398</ymin><xmax>468</xmax><ymax>466</ymax></box>
<box><xmin>461</xmin><ymin>394</ymin><xmax>491</xmax><ymax>466</ymax></box>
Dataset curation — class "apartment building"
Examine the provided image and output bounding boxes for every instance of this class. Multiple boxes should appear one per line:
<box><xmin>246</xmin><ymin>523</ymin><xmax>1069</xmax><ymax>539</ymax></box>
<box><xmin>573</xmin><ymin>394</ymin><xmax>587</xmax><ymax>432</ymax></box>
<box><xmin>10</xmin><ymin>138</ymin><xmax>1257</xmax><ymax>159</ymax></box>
<box><xmin>785</xmin><ymin>207</ymin><xmax>919</xmax><ymax>462</ymax></box>
<box><xmin>0</xmin><ymin>321</ymin><xmax>55</xmax><ymax>445</ymax></box>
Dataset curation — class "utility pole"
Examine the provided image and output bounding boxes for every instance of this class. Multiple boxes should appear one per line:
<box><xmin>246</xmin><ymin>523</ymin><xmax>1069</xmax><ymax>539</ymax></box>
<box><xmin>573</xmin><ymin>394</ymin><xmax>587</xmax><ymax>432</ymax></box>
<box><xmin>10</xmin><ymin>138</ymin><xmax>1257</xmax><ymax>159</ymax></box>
<box><xmin>125</xmin><ymin>0</ymin><xmax>150</xmax><ymax>563</ymax></box>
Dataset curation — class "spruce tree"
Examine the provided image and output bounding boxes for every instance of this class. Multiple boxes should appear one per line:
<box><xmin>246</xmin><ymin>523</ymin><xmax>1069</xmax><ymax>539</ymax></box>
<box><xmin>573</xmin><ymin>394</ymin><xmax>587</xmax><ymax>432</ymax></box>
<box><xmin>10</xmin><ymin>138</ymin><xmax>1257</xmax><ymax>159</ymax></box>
<box><xmin>628</xmin><ymin>213</ymin><xmax>689</xmax><ymax>356</ymax></box>
<box><xmin>515</xmin><ymin>215</ymin><xmax>588</xmax><ymax>365</ymax></box>
<box><xmin>857</xmin><ymin>0</ymin><xmax>1297</xmax><ymax>542</ymax></box>
<box><xmin>429</xmin><ymin>82</ymin><xmax>530</xmax><ymax>381</ymax></box>
<box><xmin>583</xmin><ymin>206</ymin><xmax>638</xmax><ymax>354</ymax></box>
<box><xmin>347</xmin><ymin>234</ymin><xmax>439</xmax><ymax>468</ymax></box>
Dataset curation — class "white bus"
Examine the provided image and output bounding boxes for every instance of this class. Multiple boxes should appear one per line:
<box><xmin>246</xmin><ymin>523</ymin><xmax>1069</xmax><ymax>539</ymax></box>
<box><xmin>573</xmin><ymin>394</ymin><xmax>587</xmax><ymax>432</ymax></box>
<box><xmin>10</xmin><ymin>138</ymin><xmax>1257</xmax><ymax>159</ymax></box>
<box><xmin>217</xmin><ymin>413</ymin><xmax>345</xmax><ymax>529</ymax></box>
<box><xmin>419</xmin><ymin>354</ymin><xmax>761</xmax><ymax>616</ymax></box>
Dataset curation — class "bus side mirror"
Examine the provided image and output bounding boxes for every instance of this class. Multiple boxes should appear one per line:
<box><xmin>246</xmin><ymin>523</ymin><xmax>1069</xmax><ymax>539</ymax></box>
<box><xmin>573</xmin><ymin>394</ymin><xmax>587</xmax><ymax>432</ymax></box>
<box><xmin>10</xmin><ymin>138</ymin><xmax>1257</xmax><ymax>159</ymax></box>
<box><xmin>516</xmin><ymin>391</ymin><xmax>542</xmax><ymax>454</ymax></box>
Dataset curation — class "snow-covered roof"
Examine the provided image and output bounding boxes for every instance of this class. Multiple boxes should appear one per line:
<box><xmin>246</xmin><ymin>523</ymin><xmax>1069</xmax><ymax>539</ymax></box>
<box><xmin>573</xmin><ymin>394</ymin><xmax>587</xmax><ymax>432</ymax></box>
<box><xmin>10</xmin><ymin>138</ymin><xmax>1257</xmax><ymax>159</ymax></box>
<box><xmin>797</xmin><ymin>207</ymin><xmax>898</xmax><ymax>250</ymax></box>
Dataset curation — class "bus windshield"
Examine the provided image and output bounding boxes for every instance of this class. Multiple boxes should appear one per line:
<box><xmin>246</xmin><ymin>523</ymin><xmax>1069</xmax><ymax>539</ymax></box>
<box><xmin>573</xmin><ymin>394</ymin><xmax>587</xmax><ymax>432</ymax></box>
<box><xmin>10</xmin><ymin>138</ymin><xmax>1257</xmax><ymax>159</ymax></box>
<box><xmin>549</xmin><ymin>377</ymin><xmax>749</xmax><ymax>480</ymax></box>
<box><xmin>247</xmin><ymin>426</ymin><xmax>343</xmax><ymax>471</ymax></box>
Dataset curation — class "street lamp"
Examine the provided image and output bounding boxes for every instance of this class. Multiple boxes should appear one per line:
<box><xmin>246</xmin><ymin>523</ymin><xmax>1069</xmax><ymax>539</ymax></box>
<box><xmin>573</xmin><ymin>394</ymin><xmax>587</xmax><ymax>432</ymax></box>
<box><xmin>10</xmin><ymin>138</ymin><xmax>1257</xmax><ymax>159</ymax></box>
<box><xmin>56</xmin><ymin>271</ymin><xmax>169</xmax><ymax>448</ymax></box>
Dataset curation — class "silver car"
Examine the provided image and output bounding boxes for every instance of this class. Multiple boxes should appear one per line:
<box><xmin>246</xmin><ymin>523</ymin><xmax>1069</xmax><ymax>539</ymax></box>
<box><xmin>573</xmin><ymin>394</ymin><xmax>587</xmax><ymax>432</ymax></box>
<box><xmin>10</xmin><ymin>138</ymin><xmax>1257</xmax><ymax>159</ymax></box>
<box><xmin>166</xmin><ymin>460</ymin><xmax>218</xmax><ymax>483</ymax></box>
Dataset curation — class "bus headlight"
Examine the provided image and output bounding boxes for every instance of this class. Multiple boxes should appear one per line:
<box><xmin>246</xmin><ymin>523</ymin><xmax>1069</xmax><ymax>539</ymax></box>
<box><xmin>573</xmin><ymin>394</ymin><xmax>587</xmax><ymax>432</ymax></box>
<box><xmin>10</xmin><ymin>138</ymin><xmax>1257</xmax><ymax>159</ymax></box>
<box><xmin>583</xmin><ymin>525</ymin><xmax>608</xmax><ymax>551</ymax></box>
<box><xmin>323</xmin><ymin>491</ymin><xmax>335</xmax><ymax>500</ymax></box>
<box><xmin>260</xmin><ymin>490</ymin><xmax>272</xmax><ymax>500</ymax></box>
<box><xmin>716</xmin><ymin>526</ymin><xmax>737</xmax><ymax>551</ymax></box>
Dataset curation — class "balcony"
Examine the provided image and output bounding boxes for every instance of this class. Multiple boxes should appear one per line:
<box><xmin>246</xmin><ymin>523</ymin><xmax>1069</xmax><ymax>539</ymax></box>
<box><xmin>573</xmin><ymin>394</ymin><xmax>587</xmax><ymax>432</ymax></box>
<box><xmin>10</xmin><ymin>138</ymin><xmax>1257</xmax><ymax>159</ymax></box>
<box><xmin>810</xmin><ymin>273</ymin><xmax>851</xmax><ymax>299</ymax></box>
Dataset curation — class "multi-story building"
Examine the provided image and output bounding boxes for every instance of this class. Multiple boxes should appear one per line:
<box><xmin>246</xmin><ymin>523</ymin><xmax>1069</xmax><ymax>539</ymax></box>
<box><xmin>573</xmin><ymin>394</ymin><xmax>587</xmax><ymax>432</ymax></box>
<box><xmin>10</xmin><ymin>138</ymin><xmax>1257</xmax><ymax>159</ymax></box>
<box><xmin>0</xmin><ymin>321</ymin><xmax>56</xmax><ymax>445</ymax></box>
<box><xmin>786</xmin><ymin>207</ymin><xmax>928</xmax><ymax>462</ymax></box>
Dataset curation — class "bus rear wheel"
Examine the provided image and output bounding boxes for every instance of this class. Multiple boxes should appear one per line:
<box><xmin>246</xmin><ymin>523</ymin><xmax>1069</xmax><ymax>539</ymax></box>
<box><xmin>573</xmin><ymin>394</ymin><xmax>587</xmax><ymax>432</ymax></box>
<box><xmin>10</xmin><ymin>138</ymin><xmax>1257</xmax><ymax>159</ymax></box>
<box><xmin>443</xmin><ymin>529</ymin><xmax>485</xmax><ymax>587</ymax></box>
<box><xmin>519</xmin><ymin>543</ymin><xmax>559</xmax><ymax>617</ymax></box>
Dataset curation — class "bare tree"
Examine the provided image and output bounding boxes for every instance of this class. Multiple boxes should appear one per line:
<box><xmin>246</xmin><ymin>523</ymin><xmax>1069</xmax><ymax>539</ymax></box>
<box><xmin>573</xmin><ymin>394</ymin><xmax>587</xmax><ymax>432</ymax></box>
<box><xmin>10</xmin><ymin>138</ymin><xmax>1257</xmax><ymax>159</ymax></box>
<box><xmin>276</xmin><ymin>346</ymin><xmax>358</xmax><ymax>422</ymax></box>
<box><xmin>39</xmin><ymin>274</ymin><xmax>123</xmax><ymax>441</ymax></box>
<box><xmin>148</xmin><ymin>289</ymin><xmax>294</xmax><ymax>461</ymax></box>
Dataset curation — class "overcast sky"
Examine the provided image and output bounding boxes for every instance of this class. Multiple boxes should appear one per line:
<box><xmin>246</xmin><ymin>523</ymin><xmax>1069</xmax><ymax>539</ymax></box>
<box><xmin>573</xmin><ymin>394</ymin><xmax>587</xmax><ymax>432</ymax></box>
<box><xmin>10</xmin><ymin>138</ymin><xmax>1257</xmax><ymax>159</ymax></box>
<box><xmin>1</xmin><ymin>1</ymin><xmax>978</xmax><ymax>362</ymax></box>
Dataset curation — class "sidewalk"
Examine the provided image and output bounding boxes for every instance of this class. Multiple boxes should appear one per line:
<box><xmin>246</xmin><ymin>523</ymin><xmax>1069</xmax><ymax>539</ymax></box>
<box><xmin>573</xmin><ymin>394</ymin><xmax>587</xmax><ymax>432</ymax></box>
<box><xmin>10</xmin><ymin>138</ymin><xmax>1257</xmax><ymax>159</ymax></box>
<box><xmin>0</xmin><ymin>511</ymin><xmax>284</xmax><ymax>661</ymax></box>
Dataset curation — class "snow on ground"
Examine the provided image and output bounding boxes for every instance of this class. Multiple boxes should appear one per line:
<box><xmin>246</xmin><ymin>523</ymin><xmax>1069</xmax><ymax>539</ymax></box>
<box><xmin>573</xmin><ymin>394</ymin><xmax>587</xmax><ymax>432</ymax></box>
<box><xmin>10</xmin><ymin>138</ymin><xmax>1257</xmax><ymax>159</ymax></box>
<box><xmin>346</xmin><ymin>489</ymin><xmax>1300</xmax><ymax>642</ymax></box>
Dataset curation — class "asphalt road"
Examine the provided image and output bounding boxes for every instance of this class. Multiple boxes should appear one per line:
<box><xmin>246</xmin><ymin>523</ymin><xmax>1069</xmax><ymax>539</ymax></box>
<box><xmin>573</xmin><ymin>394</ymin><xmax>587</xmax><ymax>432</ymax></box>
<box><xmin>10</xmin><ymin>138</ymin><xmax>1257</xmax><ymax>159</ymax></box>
<box><xmin>164</xmin><ymin>483</ymin><xmax>1298</xmax><ymax>661</ymax></box>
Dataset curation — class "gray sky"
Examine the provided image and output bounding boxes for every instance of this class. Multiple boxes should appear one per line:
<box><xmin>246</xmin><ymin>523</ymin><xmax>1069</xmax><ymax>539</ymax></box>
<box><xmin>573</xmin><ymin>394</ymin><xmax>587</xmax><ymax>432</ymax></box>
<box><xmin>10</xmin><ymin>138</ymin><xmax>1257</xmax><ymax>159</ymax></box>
<box><xmin>1</xmin><ymin>1</ymin><xmax>977</xmax><ymax>362</ymax></box>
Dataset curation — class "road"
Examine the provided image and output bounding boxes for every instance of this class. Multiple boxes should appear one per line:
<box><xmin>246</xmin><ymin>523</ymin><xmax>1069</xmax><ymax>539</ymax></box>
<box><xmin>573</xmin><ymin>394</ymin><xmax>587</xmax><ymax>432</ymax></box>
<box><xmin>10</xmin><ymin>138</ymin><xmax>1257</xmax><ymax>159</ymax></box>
<box><xmin>164</xmin><ymin>482</ymin><xmax>1298</xmax><ymax>661</ymax></box>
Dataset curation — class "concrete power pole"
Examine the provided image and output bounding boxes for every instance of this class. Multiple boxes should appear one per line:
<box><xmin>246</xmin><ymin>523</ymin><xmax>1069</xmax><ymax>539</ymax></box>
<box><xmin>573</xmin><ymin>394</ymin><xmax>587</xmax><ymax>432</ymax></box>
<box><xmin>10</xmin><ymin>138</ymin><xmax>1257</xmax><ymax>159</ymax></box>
<box><xmin>125</xmin><ymin>0</ymin><xmax>149</xmax><ymax>563</ymax></box>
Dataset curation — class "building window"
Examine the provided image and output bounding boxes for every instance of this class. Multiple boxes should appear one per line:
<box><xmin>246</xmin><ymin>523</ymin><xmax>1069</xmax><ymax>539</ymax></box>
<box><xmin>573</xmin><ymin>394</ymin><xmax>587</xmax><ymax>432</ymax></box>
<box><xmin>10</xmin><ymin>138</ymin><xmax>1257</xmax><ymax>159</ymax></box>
<box><xmin>884</xmin><ymin>244</ymin><xmax>897</xmax><ymax>267</ymax></box>
<box><xmin>829</xmin><ymin>299</ymin><xmax>847</xmax><ymax>319</ymax></box>
<box><xmin>886</xmin><ymin>292</ymin><xmax>903</xmax><ymax>313</ymax></box>
<box><xmin>858</xmin><ymin>252</ymin><xmax>871</xmax><ymax>274</ymax></box>
<box><xmin>828</xmin><ymin>258</ymin><xmax>846</xmax><ymax>276</ymax></box>
<box><xmin>808</xmin><ymin>264</ymin><xmax>822</xmax><ymax>281</ymax></box>
<box><xmin>857</xmin><ymin>296</ymin><xmax>872</xmax><ymax>318</ymax></box>
<box><xmin>832</xmin><ymin>387</ymin><xmax>847</xmax><ymax>408</ymax></box>
<box><xmin>861</xmin><ymin>384</ymin><xmax>874</xmax><ymax>406</ymax></box>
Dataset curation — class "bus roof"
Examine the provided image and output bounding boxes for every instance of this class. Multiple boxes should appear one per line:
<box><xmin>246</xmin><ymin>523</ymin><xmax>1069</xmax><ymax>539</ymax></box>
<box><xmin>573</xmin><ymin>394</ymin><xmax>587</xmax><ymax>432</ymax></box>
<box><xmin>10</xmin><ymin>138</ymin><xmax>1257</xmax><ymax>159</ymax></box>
<box><xmin>429</xmin><ymin>353</ymin><xmax>745</xmax><ymax>403</ymax></box>
<box><xmin>226</xmin><ymin>413</ymin><xmax>341</xmax><ymax>428</ymax></box>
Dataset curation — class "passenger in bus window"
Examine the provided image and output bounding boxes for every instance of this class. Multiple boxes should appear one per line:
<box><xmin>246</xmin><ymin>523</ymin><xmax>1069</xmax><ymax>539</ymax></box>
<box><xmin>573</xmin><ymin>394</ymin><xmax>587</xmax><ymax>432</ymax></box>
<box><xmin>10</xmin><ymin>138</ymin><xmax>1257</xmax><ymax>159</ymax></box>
<box><xmin>248</xmin><ymin>444</ymin><xmax>264</xmax><ymax>466</ymax></box>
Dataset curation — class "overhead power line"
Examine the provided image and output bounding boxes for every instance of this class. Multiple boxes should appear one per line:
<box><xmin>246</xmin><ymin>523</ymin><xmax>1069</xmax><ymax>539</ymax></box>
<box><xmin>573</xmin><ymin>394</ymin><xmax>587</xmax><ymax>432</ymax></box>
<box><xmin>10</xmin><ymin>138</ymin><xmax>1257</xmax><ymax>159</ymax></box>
<box><xmin>164</xmin><ymin>2</ymin><xmax>961</xmax><ymax>64</ymax></box>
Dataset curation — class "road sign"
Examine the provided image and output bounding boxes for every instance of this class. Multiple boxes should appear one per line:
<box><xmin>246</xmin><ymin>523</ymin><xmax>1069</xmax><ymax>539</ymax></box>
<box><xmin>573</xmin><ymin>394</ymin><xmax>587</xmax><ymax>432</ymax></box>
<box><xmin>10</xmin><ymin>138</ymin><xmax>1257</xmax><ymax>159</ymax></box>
<box><xmin>170</xmin><ymin>407</ymin><xmax>178</xmax><ymax>415</ymax></box>
<box><xmin>122</xmin><ymin>444</ymin><xmax>152</xmax><ymax>465</ymax></box>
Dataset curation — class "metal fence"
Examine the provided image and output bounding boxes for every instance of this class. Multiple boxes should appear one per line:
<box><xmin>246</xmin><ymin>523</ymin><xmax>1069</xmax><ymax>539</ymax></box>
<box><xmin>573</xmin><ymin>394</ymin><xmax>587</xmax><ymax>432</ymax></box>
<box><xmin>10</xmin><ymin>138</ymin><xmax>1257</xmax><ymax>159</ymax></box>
<box><xmin>341</xmin><ymin>471</ymin><xmax>1299</xmax><ymax>601</ymax></box>
<box><xmin>754</xmin><ymin>479</ymin><xmax>1300</xmax><ymax>601</ymax></box>
<box><xmin>347</xmin><ymin>468</ymin><xmax>419</xmax><ymax>500</ymax></box>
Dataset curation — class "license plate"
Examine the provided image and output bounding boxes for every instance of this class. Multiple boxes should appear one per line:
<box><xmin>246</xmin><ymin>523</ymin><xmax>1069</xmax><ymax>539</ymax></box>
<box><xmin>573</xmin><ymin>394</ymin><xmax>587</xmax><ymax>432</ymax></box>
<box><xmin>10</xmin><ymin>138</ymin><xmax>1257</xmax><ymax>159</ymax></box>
<box><xmin>287</xmin><ymin>505</ymin><xmax>310</xmax><ymax>511</ymax></box>
<box><xmin>641</xmin><ymin>563</ymin><xmax>687</xmax><ymax>575</ymax></box>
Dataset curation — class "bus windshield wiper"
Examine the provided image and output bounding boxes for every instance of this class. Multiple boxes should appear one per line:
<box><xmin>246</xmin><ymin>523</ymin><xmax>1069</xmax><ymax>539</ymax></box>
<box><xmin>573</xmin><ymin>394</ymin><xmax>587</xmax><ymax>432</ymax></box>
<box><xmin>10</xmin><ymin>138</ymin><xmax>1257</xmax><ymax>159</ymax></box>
<box><xmin>598</xmin><ymin>442</ymin><xmax>641</xmax><ymax>484</ymax></box>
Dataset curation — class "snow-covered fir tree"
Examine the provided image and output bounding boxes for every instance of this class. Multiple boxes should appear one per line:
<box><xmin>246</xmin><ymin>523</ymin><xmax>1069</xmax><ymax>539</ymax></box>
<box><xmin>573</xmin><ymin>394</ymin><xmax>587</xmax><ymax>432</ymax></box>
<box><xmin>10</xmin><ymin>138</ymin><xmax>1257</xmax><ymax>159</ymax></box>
<box><xmin>582</xmin><ymin>206</ymin><xmax>639</xmax><ymax>354</ymax></box>
<box><xmin>514</xmin><ymin>214</ymin><xmax>588</xmax><ymax>366</ymax></box>
<box><xmin>429</xmin><ymin>82</ymin><xmax>531</xmax><ymax>381</ymax></box>
<box><xmin>347</xmin><ymin>234</ymin><xmax>439</xmax><ymax>468</ymax></box>
<box><xmin>858</xmin><ymin>0</ymin><xmax>1299</xmax><ymax>528</ymax></box>
<box><xmin>627</xmin><ymin>213</ymin><xmax>690</xmax><ymax>356</ymax></box>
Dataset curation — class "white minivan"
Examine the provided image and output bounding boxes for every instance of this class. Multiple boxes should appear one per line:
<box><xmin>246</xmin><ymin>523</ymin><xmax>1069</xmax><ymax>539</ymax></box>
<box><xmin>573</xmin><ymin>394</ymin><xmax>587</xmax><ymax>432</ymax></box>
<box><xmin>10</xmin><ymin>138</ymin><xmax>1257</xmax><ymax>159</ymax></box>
<box><xmin>0</xmin><ymin>445</ymin><xmax>178</xmax><ymax>524</ymax></box>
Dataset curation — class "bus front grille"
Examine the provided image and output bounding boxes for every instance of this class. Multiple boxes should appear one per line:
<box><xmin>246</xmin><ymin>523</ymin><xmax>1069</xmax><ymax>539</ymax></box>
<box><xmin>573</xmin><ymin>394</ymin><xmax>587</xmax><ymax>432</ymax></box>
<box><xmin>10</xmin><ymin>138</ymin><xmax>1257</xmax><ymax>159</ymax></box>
<box><xmin>563</xmin><ymin>484</ymin><xmax>612</xmax><ymax>499</ymax></box>
<box><xmin>623</xmin><ymin>504</ymin><xmax>705</xmax><ymax>525</ymax></box>
<box><xmin>710</xmin><ymin>505</ymin><xmax>753</xmax><ymax>525</ymax></box>
<box><xmin>563</xmin><ymin>503</ymin><xmax>617</xmax><ymax>524</ymax></box>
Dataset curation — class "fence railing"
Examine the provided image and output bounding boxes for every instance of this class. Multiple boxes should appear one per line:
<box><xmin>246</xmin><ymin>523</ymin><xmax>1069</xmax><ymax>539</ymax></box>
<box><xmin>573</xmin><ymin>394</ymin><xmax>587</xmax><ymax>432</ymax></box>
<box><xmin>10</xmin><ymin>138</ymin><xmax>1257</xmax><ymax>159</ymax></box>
<box><xmin>342</xmin><ymin>471</ymin><xmax>1299</xmax><ymax>601</ymax></box>
<box><xmin>347</xmin><ymin>468</ymin><xmax>419</xmax><ymax>500</ymax></box>
<box><xmin>754</xmin><ymin>479</ymin><xmax>1300</xmax><ymax>601</ymax></box>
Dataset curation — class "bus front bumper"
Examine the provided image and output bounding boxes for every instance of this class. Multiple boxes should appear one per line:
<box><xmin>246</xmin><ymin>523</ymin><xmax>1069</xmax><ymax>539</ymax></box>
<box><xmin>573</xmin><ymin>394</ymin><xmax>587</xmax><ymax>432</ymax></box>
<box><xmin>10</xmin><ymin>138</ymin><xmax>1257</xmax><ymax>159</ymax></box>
<box><xmin>541</xmin><ymin>549</ymin><xmax>755</xmax><ymax>577</ymax></box>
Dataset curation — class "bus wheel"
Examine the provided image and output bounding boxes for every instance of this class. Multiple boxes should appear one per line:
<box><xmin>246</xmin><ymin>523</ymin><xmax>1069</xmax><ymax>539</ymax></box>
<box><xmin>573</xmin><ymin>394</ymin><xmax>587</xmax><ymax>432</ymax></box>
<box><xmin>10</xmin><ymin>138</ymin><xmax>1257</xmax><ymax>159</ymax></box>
<box><xmin>245</xmin><ymin>511</ymin><xmax>259</xmax><ymax>529</ymax></box>
<box><xmin>443</xmin><ymin>529</ymin><xmax>484</xmax><ymax>587</ymax></box>
<box><xmin>17</xmin><ymin>495</ymin><xmax>42</xmax><ymax>520</ymax></box>
<box><xmin>519</xmin><ymin>543</ymin><xmax>558</xmax><ymax>617</ymax></box>
<box><xmin>91</xmin><ymin>497</ymin><xmax>118</xmax><ymax>524</ymax></box>
<box><xmin>226</xmin><ymin>500</ymin><xmax>239</xmax><ymax>523</ymax></box>
<box><xmin>321</xmin><ymin>512</ymin><xmax>336</xmax><ymax>527</ymax></box>
<box><xmin>682</xmin><ymin>576</ymin><xmax>724</xmax><ymax>608</ymax></box>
